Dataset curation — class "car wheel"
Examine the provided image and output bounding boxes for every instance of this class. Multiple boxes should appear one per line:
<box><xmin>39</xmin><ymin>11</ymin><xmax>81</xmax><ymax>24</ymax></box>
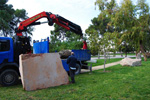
<box><xmin>0</xmin><ymin>69</ymin><xmax>19</xmax><ymax>86</ymax></box>
<box><xmin>75</xmin><ymin>64</ymin><xmax>81</xmax><ymax>75</ymax></box>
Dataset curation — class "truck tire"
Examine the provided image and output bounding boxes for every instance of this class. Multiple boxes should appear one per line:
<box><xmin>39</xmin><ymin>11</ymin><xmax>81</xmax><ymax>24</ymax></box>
<box><xmin>75</xmin><ymin>64</ymin><xmax>81</xmax><ymax>75</ymax></box>
<box><xmin>0</xmin><ymin>69</ymin><xmax>19</xmax><ymax>86</ymax></box>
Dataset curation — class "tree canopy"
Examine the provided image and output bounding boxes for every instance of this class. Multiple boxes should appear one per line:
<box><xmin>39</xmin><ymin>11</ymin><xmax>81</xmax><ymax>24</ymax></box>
<box><xmin>0</xmin><ymin>0</ymin><xmax>33</xmax><ymax>37</ymax></box>
<box><xmin>110</xmin><ymin>0</ymin><xmax>150</xmax><ymax>61</ymax></box>
<box><xmin>49</xmin><ymin>24</ymin><xmax>82</xmax><ymax>52</ymax></box>
<box><xmin>0</xmin><ymin>0</ymin><xmax>14</xmax><ymax>37</ymax></box>
<box><xmin>86</xmin><ymin>0</ymin><xmax>150</xmax><ymax>61</ymax></box>
<box><xmin>86</xmin><ymin>0</ymin><xmax>116</xmax><ymax>55</ymax></box>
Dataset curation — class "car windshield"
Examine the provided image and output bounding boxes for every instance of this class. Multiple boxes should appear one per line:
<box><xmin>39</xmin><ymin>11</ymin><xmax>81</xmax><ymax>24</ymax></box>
<box><xmin>0</xmin><ymin>40</ymin><xmax>10</xmax><ymax>52</ymax></box>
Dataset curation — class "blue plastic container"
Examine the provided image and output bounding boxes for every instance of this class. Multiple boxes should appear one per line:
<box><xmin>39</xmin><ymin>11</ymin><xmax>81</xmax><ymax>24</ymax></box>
<box><xmin>33</xmin><ymin>41</ymin><xmax>49</xmax><ymax>54</ymax></box>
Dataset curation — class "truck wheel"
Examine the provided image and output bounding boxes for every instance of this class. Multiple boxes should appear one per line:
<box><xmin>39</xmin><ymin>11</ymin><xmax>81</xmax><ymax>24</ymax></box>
<box><xmin>0</xmin><ymin>69</ymin><xmax>19</xmax><ymax>86</ymax></box>
<box><xmin>75</xmin><ymin>64</ymin><xmax>81</xmax><ymax>75</ymax></box>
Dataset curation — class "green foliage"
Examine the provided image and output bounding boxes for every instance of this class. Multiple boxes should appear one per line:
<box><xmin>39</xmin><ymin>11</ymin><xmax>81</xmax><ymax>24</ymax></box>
<box><xmin>50</xmin><ymin>24</ymin><xmax>81</xmax><ymax>42</ymax></box>
<box><xmin>93</xmin><ymin>0</ymin><xmax>150</xmax><ymax>61</ymax></box>
<box><xmin>14</xmin><ymin>9</ymin><xmax>28</xmax><ymax>20</ymax></box>
<box><xmin>0</xmin><ymin>0</ymin><xmax>14</xmax><ymax>37</ymax></box>
<box><xmin>49</xmin><ymin>41</ymin><xmax>82</xmax><ymax>52</ymax></box>
<box><xmin>14</xmin><ymin>9</ymin><xmax>33</xmax><ymax>36</ymax></box>
<box><xmin>118</xmin><ymin>42</ymin><xmax>135</xmax><ymax>53</ymax></box>
<box><xmin>49</xmin><ymin>24</ymin><xmax>82</xmax><ymax>52</ymax></box>
<box><xmin>86</xmin><ymin>28</ymin><xmax>99</xmax><ymax>55</ymax></box>
<box><xmin>0</xmin><ymin>1</ymin><xmax>33</xmax><ymax>37</ymax></box>
<box><xmin>110</xmin><ymin>0</ymin><xmax>150</xmax><ymax>61</ymax></box>
<box><xmin>86</xmin><ymin>0</ymin><xmax>117</xmax><ymax>55</ymax></box>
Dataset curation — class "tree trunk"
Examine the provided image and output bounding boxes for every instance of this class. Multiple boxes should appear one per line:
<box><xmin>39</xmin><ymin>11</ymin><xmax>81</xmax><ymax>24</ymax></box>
<box><xmin>136</xmin><ymin>49</ymin><xmax>140</xmax><ymax>56</ymax></box>
<box><xmin>113</xmin><ymin>51</ymin><xmax>116</xmax><ymax>57</ymax></box>
<box><xmin>121</xmin><ymin>52</ymin><xmax>123</xmax><ymax>57</ymax></box>
<box><xmin>98</xmin><ymin>52</ymin><xmax>100</xmax><ymax>59</ymax></box>
<box><xmin>103</xmin><ymin>44</ymin><xmax>106</xmax><ymax>72</ymax></box>
<box><xmin>140</xmin><ymin>42</ymin><xmax>147</xmax><ymax>61</ymax></box>
<box><xmin>125</xmin><ymin>52</ymin><xmax>127</xmax><ymax>57</ymax></box>
<box><xmin>104</xmin><ymin>52</ymin><xmax>106</xmax><ymax>72</ymax></box>
<box><xmin>3</xmin><ymin>32</ymin><xmax>7</xmax><ymax>37</ymax></box>
<box><xmin>2</xmin><ymin>29</ymin><xmax>6</xmax><ymax>37</ymax></box>
<box><xmin>136</xmin><ymin>51</ymin><xmax>138</xmax><ymax>56</ymax></box>
<box><xmin>108</xmin><ymin>52</ymin><xmax>110</xmax><ymax>61</ymax></box>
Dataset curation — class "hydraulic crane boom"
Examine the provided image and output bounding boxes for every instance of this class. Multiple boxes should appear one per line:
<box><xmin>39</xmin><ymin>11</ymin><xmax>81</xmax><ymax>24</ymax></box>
<box><xmin>15</xmin><ymin>11</ymin><xmax>83</xmax><ymax>36</ymax></box>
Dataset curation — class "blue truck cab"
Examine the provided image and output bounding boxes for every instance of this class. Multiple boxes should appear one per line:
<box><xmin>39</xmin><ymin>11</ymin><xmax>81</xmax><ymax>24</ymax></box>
<box><xmin>0</xmin><ymin>36</ymin><xmax>31</xmax><ymax>86</ymax></box>
<box><xmin>0</xmin><ymin>37</ymin><xmax>19</xmax><ymax>86</ymax></box>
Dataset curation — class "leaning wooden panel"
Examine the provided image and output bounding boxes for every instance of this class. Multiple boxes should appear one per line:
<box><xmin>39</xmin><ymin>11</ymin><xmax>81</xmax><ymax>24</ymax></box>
<box><xmin>19</xmin><ymin>53</ymin><xmax>69</xmax><ymax>91</ymax></box>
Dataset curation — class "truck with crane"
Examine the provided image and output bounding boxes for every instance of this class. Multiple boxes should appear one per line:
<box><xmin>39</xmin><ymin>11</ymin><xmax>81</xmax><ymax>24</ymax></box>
<box><xmin>0</xmin><ymin>11</ymin><xmax>90</xmax><ymax>86</ymax></box>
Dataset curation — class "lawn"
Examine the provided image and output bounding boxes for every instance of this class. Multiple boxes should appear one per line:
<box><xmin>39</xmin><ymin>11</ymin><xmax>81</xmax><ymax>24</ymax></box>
<box><xmin>0</xmin><ymin>58</ymin><xmax>150</xmax><ymax>100</ymax></box>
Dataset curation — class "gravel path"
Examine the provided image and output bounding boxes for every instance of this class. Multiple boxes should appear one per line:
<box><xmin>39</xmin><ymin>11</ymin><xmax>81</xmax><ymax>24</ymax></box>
<box><xmin>81</xmin><ymin>61</ymin><xmax>121</xmax><ymax>73</ymax></box>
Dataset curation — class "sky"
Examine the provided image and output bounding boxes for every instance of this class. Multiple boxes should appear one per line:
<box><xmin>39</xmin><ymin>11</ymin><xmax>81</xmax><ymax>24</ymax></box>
<box><xmin>7</xmin><ymin>0</ymin><xmax>150</xmax><ymax>41</ymax></box>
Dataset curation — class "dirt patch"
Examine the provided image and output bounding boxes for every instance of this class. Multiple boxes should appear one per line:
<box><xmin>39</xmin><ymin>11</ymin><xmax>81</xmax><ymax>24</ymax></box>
<box><xmin>21</xmin><ymin>54</ymin><xmax>44</xmax><ymax>60</ymax></box>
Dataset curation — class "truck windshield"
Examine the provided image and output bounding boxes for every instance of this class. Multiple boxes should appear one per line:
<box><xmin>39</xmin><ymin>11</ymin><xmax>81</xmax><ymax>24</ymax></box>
<box><xmin>0</xmin><ymin>40</ymin><xmax>10</xmax><ymax>52</ymax></box>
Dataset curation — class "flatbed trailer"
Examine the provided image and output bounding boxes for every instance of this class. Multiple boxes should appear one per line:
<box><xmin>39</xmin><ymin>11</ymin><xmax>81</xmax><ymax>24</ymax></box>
<box><xmin>33</xmin><ymin>39</ymin><xmax>92</xmax><ymax>74</ymax></box>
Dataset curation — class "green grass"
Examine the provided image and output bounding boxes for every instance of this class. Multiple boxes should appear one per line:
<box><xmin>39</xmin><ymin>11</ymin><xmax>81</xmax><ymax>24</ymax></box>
<box><xmin>88</xmin><ymin>58</ymin><xmax>123</xmax><ymax>67</ymax></box>
<box><xmin>0</xmin><ymin>58</ymin><xmax>150</xmax><ymax>100</ymax></box>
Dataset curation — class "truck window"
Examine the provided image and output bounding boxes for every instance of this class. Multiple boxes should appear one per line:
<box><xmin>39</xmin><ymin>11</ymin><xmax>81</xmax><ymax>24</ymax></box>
<box><xmin>0</xmin><ymin>40</ymin><xmax>10</xmax><ymax>52</ymax></box>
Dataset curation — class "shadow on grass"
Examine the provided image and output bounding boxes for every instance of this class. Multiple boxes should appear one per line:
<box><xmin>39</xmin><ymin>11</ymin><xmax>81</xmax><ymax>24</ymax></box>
<box><xmin>0</xmin><ymin>79</ymin><xmax>22</xmax><ymax>88</ymax></box>
<box><xmin>93</xmin><ymin>64</ymin><xmax>142</xmax><ymax>75</ymax></box>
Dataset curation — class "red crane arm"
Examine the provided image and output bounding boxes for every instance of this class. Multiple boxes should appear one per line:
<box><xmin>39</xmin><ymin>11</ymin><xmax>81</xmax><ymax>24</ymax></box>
<box><xmin>16</xmin><ymin>11</ymin><xmax>82</xmax><ymax>36</ymax></box>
